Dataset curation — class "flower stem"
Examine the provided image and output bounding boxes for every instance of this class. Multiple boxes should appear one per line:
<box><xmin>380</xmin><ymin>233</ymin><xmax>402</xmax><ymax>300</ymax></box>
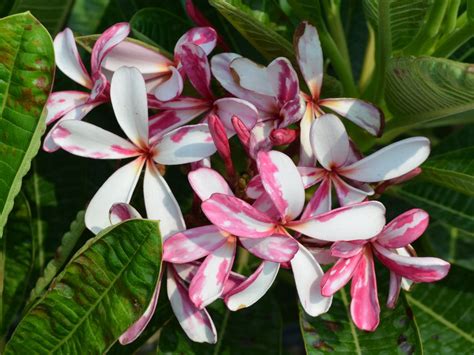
<box><xmin>322</xmin><ymin>0</ymin><xmax>351</xmax><ymax>66</ymax></box>
<box><xmin>432</xmin><ymin>21</ymin><xmax>474</xmax><ymax>57</ymax></box>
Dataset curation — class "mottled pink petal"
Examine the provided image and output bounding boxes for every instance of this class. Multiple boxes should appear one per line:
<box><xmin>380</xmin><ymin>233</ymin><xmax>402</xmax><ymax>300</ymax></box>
<box><xmin>319</xmin><ymin>98</ymin><xmax>384</xmax><ymax>137</ymax></box>
<box><xmin>249</xmin><ymin>120</ymin><xmax>276</xmax><ymax>158</ymax></box>
<box><xmin>287</xmin><ymin>201</ymin><xmax>386</xmax><ymax>242</ymax></box>
<box><xmin>208</xmin><ymin>114</ymin><xmax>234</xmax><ymax>175</ymax></box>
<box><xmin>291</xmin><ymin>244</ymin><xmax>332</xmax><ymax>317</ymax></box>
<box><xmin>257</xmin><ymin>150</ymin><xmax>305</xmax><ymax>221</ymax></box>
<box><xmin>310</xmin><ymin>114</ymin><xmax>350</xmax><ymax>170</ymax></box>
<box><xmin>178</xmin><ymin>43</ymin><xmax>213</xmax><ymax>99</ymax></box>
<box><xmin>45</xmin><ymin>91</ymin><xmax>90</xmax><ymax>125</ymax></box>
<box><xmin>270</xmin><ymin>128</ymin><xmax>297</xmax><ymax>146</ymax></box>
<box><xmin>201</xmin><ymin>193</ymin><xmax>276</xmax><ymax>238</ymax></box>
<box><xmin>91</xmin><ymin>22</ymin><xmax>130</xmax><ymax>74</ymax></box>
<box><xmin>54</xmin><ymin>28</ymin><xmax>92</xmax><ymax>88</ymax></box>
<box><xmin>321</xmin><ymin>253</ymin><xmax>362</xmax><ymax>297</ymax></box>
<box><xmin>298</xmin><ymin>166</ymin><xmax>325</xmax><ymax>188</ymax></box>
<box><xmin>167</xmin><ymin>267</ymin><xmax>217</xmax><ymax>343</ymax></box>
<box><xmin>376</xmin><ymin>209</ymin><xmax>429</xmax><ymax>248</ymax></box>
<box><xmin>372</xmin><ymin>243</ymin><xmax>450</xmax><ymax>282</ymax></box>
<box><xmin>246</xmin><ymin>175</ymin><xmax>264</xmax><ymax>199</ymax></box>
<box><xmin>109</xmin><ymin>203</ymin><xmax>142</xmax><ymax>224</ymax></box>
<box><xmin>267</xmin><ymin>57</ymin><xmax>300</xmax><ymax>104</ymax></box>
<box><xmin>213</xmin><ymin>98</ymin><xmax>258</xmax><ymax>134</ymax></box>
<box><xmin>163</xmin><ymin>225</ymin><xmax>229</xmax><ymax>263</ymax></box>
<box><xmin>241</xmin><ymin>234</ymin><xmax>299</xmax><ymax>262</ymax></box>
<box><xmin>331</xmin><ymin>175</ymin><xmax>372</xmax><ymax>206</ymax></box>
<box><xmin>300</xmin><ymin>177</ymin><xmax>332</xmax><ymax>220</ymax></box>
<box><xmin>387</xmin><ymin>271</ymin><xmax>401</xmax><ymax>309</ymax></box>
<box><xmin>350</xmin><ymin>248</ymin><xmax>380</xmax><ymax>331</ymax></box>
<box><xmin>149</xmin><ymin>108</ymin><xmax>208</xmax><ymax>143</ymax></box>
<box><xmin>294</xmin><ymin>22</ymin><xmax>323</xmax><ymax>99</ymax></box>
<box><xmin>188</xmin><ymin>167</ymin><xmax>233</xmax><ymax>201</ymax></box>
<box><xmin>280</xmin><ymin>97</ymin><xmax>306</xmax><ymax>128</ymax></box>
<box><xmin>307</xmin><ymin>247</ymin><xmax>337</xmax><ymax>265</ymax></box>
<box><xmin>175</xmin><ymin>27</ymin><xmax>217</xmax><ymax>56</ymax></box>
<box><xmin>331</xmin><ymin>241</ymin><xmax>365</xmax><ymax>258</ymax></box>
<box><xmin>339</xmin><ymin>137</ymin><xmax>431</xmax><ymax>183</ymax></box>
<box><xmin>149</xmin><ymin>96</ymin><xmax>210</xmax><ymax>110</ymax></box>
<box><xmin>252</xmin><ymin>193</ymin><xmax>281</xmax><ymax>221</ymax></box>
<box><xmin>225</xmin><ymin>261</ymin><xmax>279</xmax><ymax>311</ymax></box>
<box><xmin>189</xmin><ymin>238</ymin><xmax>236</xmax><ymax>308</ymax></box>
<box><xmin>229</xmin><ymin>57</ymin><xmax>273</xmax><ymax>96</ymax></box>
<box><xmin>52</xmin><ymin>120</ymin><xmax>140</xmax><ymax>159</ymax></box>
<box><xmin>231</xmin><ymin>115</ymin><xmax>251</xmax><ymax>149</ymax></box>
<box><xmin>86</xmin><ymin>158</ymin><xmax>145</xmax><ymax>234</ymax></box>
<box><xmin>154</xmin><ymin>66</ymin><xmax>184</xmax><ymax>101</ymax></box>
<box><xmin>153</xmin><ymin>124</ymin><xmax>216</xmax><ymax>165</ymax></box>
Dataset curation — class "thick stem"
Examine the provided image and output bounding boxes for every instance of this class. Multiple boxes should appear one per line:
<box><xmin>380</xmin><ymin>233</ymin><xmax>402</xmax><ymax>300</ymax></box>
<box><xmin>322</xmin><ymin>0</ymin><xmax>351</xmax><ymax>65</ymax></box>
<box><xmin>432</xmin><ymin>22</ymin><xmax>474</xmax><ymax>57</ymax></box>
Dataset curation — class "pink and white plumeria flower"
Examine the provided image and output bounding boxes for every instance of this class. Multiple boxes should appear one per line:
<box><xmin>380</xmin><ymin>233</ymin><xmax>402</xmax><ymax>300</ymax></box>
<box><xmin>293</xmin><ymin>22</ymin><xmax>384</xmax><ymax>166</ymax></box>
<box><xmin>163</xmin><ymin>167</ymin><xmax>299</xmax><ymax>309</ymax></box>
<box><xmin>199</xmin><ymin>150</ymin><xmax>387</xmax><ymax>316</ymax></box>
<box><xmin>44</xmin><ymin>23</ymin><xmax>130</xmax><ymax>152</ymax></box>
<box><xmin>52</xmin><ymin>66</ymin><xmax>216</xmax><ymax>234</ymax></box>
<box><xmin>320</xmin><ymin>209</ymin><xmax>450</xmax><ymax>331</ymax></box>
<box><xmin>108</xmin><ymin>203</ymin><xmax>218</xmax><ymax>344</ymax></box>
<box><xmin>102</xmin><ymin>27</ymin><xmax>217</xmax><ymax>101</ymax></box>
<box><xmin>211</xmin><ymin>53</ymin><xmax>305</xmax><ymax>156</ymax></box>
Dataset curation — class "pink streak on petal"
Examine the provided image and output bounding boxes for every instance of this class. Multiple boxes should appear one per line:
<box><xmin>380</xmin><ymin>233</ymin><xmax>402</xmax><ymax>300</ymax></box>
<box><xmin>51</xmin><ymin>126</ymin><xmax>71</xmax><ymax>139</ymax></box>
<box><xmin>321</xmin><ymin>253</ymin><xmax>362</xmax><ymax>296</ymax></box>
<box><xmin>387</xmin><ymin>271</ymin><xmax>401</xmax><ymax>309</ymax></box>
<box><xmin>110</xmin><ymin>145</ymin><xmax>139</xmax><ymax>155</ymax></box>
<box><xmin>171</xmin><ymin>126</ymin><xmax>192</xmax><ymax>143</ymax></box>
<box><xmin>376</xmin><ymin>209</ymin><xmax>429</xmax><ymax>248</ymax></box>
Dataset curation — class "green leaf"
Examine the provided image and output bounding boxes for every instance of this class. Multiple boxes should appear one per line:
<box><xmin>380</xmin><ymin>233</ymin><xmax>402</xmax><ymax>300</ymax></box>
<box><xmin>0</xmin><ymin>12</ymin><xmax>54</xmax><ymax>239</ymax></box>
<box><xmin>384</xmin><ymin>56</ymin><xmax>474</xmax><ymax>134</ymax></box>
<box><xmin>67</xmin><ymin>0</ymin><xmax>111</xmax><ymax>35</ymax></box>
<box><xmin>300</xmin><ymin>288</ymin><xmax>422</xmax><ymax>354</ymax></box>
<box><xmin>420</xmin><ymin>147</ymin><xmax>474</xmax><ymax>196</ymax></box>
<box><xmin>405</xmin><ymin>265</ymin><xmax>474</xmax><ymax>352</ymax></box>
<box><xmin>9</xmin><ymin>0</ymin><xmax>74</xmax><ymax>35</ymax></box>
<box><xmin>4</xmin><ymin>219</ymin><xmax>162</xmax><ymax>354</ymax></box>
<box><xmin>209</xmin><ymin>0</ymin><xmax>295</xmax><ymax>62</ymax></box>
<box><xmin>389</xmin><ymin>181</ymin><xmax>474</xmax><ymax>235</ymax></box>
<box><xmin>0</xmin><ymin>192</ymin><xmax>36</xmax><ymax>339</ymax></box>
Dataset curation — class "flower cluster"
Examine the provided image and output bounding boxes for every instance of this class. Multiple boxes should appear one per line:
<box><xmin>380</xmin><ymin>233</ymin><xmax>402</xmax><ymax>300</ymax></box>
<box><xmin>46</xmin><ymin>20</ymin><xmax>450</xmax><ymax>344</ymax></box>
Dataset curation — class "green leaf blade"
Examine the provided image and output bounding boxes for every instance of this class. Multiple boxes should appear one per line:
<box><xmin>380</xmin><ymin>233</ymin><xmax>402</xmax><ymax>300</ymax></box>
<box><xmin>0</xmin><ymin>12</ymin><xmax>54</xmax><ymax>239</ymax></box>
<box><xmin>4</xmin><ymin>219</ymin><xmax>162</xmax><ymax>354</ymax></box>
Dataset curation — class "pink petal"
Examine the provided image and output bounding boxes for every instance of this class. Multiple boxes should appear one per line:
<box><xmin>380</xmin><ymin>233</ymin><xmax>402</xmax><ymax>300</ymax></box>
<box><xmin>287</xmin><ymin>201</ymin><xmax>386</xmax><ymax>242</ymax></box>
<box><xmin>178</xmin><ymin>43</ymin><xmax>213</xmax><ymax>99</ymax></box>
<box><xmin>154</xmin><ymin>67</ymin><xmax>184</xmax><ymax>101</ymax></box>
<box><xmin>350</xmin><ymin>248</ymin><xmax>380</xmax><ymax>331</ymax></box>
<box><xmin>339</xmin><ymin>137</ymin><xmax>431</xmax><ymax>183</ymax></box>
<box><xmin>85</xmin><ymin>158</ymin><xmax>145</xmax><ymax>234</ymax></box>
<box><xmin>298</xmin><ymin>166</ymin><xmax>325</xmax><ymax>188</ymax></box>
<box><xmin>270</xmin><ymin>128</ymin><xmax>297</xmax><ymax>146</ymax></box>
<box><xmin>188</xmin><ymin>167</ymin><xmax>233</xmax><ymax>201</ymax></box>
<box><xmin>110</xmin><ymin>67</ymin><xmax>149</xmax><ymax>148</ymax></box>
<box><xmin>167</xmin><ymin>267</ymin><xmax>217</xmax><ymax>343</ymax></box>
<box><xmin>153</xmin><ymin>124</ymin><xmax>217</xmax><ymax>165</ymax></box>
<box><xmin>267</xmin><ymin>57</ymin><xmax>300</xmax><ymax>104</ymax></box>
<box><xmin>175</xmin><ymin>27</ymin><xmax>217</xmax><ymax>56</ymax></box>
<box><xmin>229</xmin><ymin>57</ymin><xmax>273</xmax><ymax>96</ymax></box>
<box><xmin>224</xmin><ymin>261</ymin><xmax>279</xmax><ymax>311</ymax></box>
<box><xmin>149</xmin><ymin>96</ymin><xmax>210</xmax><ymax>110</ymax></box>
<box><xmin>252</xmin><ymin>194</ymin><xmax>281</xmax><ymax>221</ymax></box>
<box><xmin>43</xmin><ymin>101</ymin><xmax>102</xmax><ymax>153</ymax></box>
<box><xmin>257</xmin><ymin>150</ymin><xmax>305</xmax><ymax>221</ymax></box>
<box><xmin>213</xmin><ymin>98</ymin><xmax>258</xmax><ymax>134</ymax></box>
<box><xmin>173</xmin><ymin>262</ymin><xmax>200</xmax><ymax>283</ymax></box>
<box><xmin>231</xmin><ymin>115</ymin><xmax>251</xmax><ymax>149</ymax></box>
<box><xmin>241</xmin><ymin>234</ymin><xmax>299</xmax><ymax>262</ymax></box>
<box><xmin>163</xmin><ymin>225</ymin><xmax>229</xmax><ymax>263</ymax></box>
<box><xmin>201</xmin><ymin>193</ymin><xmax>276</xmax><ymax>238</ymax></box>
<box><xmin>91</xmin><ymin>22</ymin><xmax>130</xmax><ymax>75</ymax></box>
<box><xmin>144</xmin><ymin>163</ymin><xmax>186</xmax><ymax>240</ymax></box>
<box><xmin>109</xmin><ymin>203</ymin><xmax>142</xmax><ymax>224</ymax></box>
<box><xmin>189</xmin><ymin>238</ymin><xmax>236</xmax><ymax>308</ymax></box>
<box><xmin>319</xmin><ymin>98</ymin><xmax>384</xmax><ymax>137</ymax></box>
<box><xmin>54</xmin><ymin>28</ymin><xmax>92</xmax><ymax>88</ymax></box>
<box><xmin>246</xmin><ymin>175</ymin><xmax>264</xmax><ymax>199</ymax></box>
<box><xmin>294</xmin><ymin>22</ymin><xmax>323</xmax><ymax>99</ymax></box>
<box><xmin>149</xmin><ymin>108</ymin><xmax>208</xmax><ymax>143</ymax></box>
<box><xmin>310</xmin><ymin>114</ymin><xmax>350</xmax><ymax>170</ymax></box>
<box><xmin>306</xmin><ymin>247</ymin><xmax>338</xmax><ymax>265</ymax></box>
<box><xmin>291</xmin><ymin>244</ymin><xmax>332</xmax><ymax>317</ymax></box>
<box><xmin>332</xmin><ymin>175</ymin><xmax>373</xmax><ymax>206</ymax></box>
<box><xmin>119</xmin><ymin>273</ymin><xmax>162</xmax><ymax>344</ymax></box>
<box><xmin>387</xmin><ymin>271</ymin><xmax>401</xmax><ymax>309</ymax></box>
<box><xmin>45</xmin><ymin>91</ymin><xmax>90</xmax><ymax>125</ymax></box>
<box><xmin>102</xmin><ymin>40</ymin><xmax>173</xmax><ymax>75</ymax></box>
<box><xmin>222</xmin><ymin>272</ymin><xmax>246</xmax><ymax>297</ymax></box>
<box><xmin>279</xmin><ymin>97</ymin><xmax>306</xmax><ymax>128</ymax></box>
<box><xmin>376</xmin><ymin>209</ymin><xmax>429</xmax><ymax>248</ymax></box>
<box><xmin>299</xmin><ymin>103</ymin><xmax>316</xmax><ymax>166</ymax></box>
<box><xmin>208</xmin><ymin>114</ymin><xmax>233</xmax><ymax>175</ymax></box>
<box><xmin>300</xmin><ymin>177</ymin><xmax>332</xmax><ymax>220</ymax></box>
<box><xmin>372</xmin><ymin>243</ymin><xmax>450</xmax><ymax>282</ymax></box>
<box><xmin>331</xmin><ymin>241</ymin><xmax>364</xmax><ymax>258</ymax></box>
<box><xmin>249</xmin><ymin>120</ymin><xmax>276</xmax><ymax>158</ymax></box>
<box><xmin>52</xmin><ymin>120</ymin><xmax>140</xmax><ymax>159</ymax></box>
<box><xmin>321</xmin><ymin>253</ymin><xmax>362</xmax><ymax>296</ymax></box>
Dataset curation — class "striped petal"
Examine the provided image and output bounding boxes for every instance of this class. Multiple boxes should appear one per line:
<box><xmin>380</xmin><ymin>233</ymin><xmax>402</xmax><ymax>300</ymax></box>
<box><xmin>298</xmin><ymin>166</ymin><xmax>325</xmax><ymax>188</ymax></box>
<box><xmin>91</xmin><ymin>22</ymin><xmax>130</xmax><ymax>74</ymax></box>
<box><xmin>267</xmin><ymin>57</ymin><xmax>300</xmax><ymax>103</ymax></box>
<box><xmin>339</xmin><ymin>137</ymin><xmax>431</xmax><ymax>183</ymax></box>
<box><xmin>279</xmin><ymin>97</ymin><xmax>306</xmax><ymax>128</ymax></box>
<box><xmin>189</xmin><ymin>238</ymin><xmax>236</xmax><ymax>308</ymax></box>
<box><xmin>387</xmin><ymin>271</ymin><xmax>401</xmax><ymax>309</ymax></box>
<box><xmin>376</xmin><ymin>209</ymin><xmax>429</xmax><ymax>248</ymax></box>
<box><xmin>240</xmin><ymin>234</ymin><xmax>299</xmax><ymax>262</ymax></box>
<box><xmin>52</xmin><ymin>120</ymin><xmax>140</xmax><ymax>159</ymax></box>
<box><xmin>153</xmin><ymin>124</ymin><xmax>217</xmax><ymax>165</ymax></box>
<box><xmin>257</xmin><ymin>150</ymin><xmax>305</xmax><ymax>221</ymax></box>
<box><xmin>321</xmin><ymin>253</ymin><xmax>362</xmax><ymax>296</ymax></box>
<box><xmin>188</xmin><ymin>167</ymin><xmax>233</xmax><ymax>201</ymax></box>
<box><xmin>331</xmin><ymin>241</ymin><xmax>365</xmax><ymax>258</ymax></box>
<box><xmin>149</xmin><ymin>108</ymin><xmax>208</xmax><ymax>143</ymax></box>
<box><xmin>249</xmin><ymin>120</ymin><xmax>276</xmax><ymax>158</ymax></box>
<box><xmin>178</xmin><ymin>43</ymin><xmax>213</xmax><ymax>99</ymax></box>
<box><xmin>300</xmin><ymin>177</ymin><xmax>332</xmax><ymax>220</ymax></box>
<box><xmin>246</xmin><ymin>175</ymin><xmax>264</xmax><ymax>199</ymax></box>
<box><xmin>175</xmin><ymin>27</ymin><xmax>217</xmax><ymax>56</ymax></box>
<box><xmin>201</xmin><ymin>193</ymin><xmax>276</xmax><ymax>238</ymax></box>
<box><xmin>213</xmin><ymin>98</ymin><xmax>258</xmax><ymax>134</ymax></box>
<box><xmin>332</xmin><ymin>175</ymin><xmax>372</xmax><ymax>206</ymax></box>
<box><xmin>109</xmin><ymin>203</ymin><xmax>142</xmax><ymax>224</ymax></box>
<box><xmin>45</xmin><ymin>91</ymin><xmax>90</xmax><ymax>125</ymax></box>
<box><xmin>163</xmin><ymin>225</ymin><xmax>229</xmax><ymax>263</ymax></box>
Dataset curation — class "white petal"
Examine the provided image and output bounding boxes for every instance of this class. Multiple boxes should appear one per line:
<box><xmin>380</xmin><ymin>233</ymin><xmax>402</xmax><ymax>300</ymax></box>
<box><xmin>229</xmin><ymin>57</ymin><xmax>273</xmax><ymax>96</ymax></box>
<box><xmin>154</xmin><ymin>67</ymin><xmax>183</xmax><ymax>102</ymax></box>
<box><xmin>188</xmin><ymin>167</ymin><xmax>233</xmax><ymax>200</ymax></box>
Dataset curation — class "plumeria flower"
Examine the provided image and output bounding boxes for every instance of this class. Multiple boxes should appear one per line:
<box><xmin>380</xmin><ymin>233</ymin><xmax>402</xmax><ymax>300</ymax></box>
<box><xmin>320</xmin><ymin>209</ymin><xmax>450</xmax><ymax>331</ymax></box>
<box><xmin>101</xmin><ymin>27</ymin><xmax>217</xmax><ymax>101</ymax></box>
<box><xmin>44</xmin><ymin>23</ymin><xmax>130</xmax><ymax>152</ymax></box>
<box><xmin>52</xmin><ymin>66</ymin><xmax>216</xmax><ymax>234</ymax></box>
<box><xmin>211</xmin><ymin>53</ymin><xmax>305</xmax><ymax>156</ymax></box>
<box><xmin>199</xmin><ymin>150</ymin><xmax>387</xmax><ymax>316</ymax></box>
<box><xmin>163</xmin><ymin>167</ymin><xmax>299</xmax><ymax>309</ymax></box>
<box><xmin>293</xmin><ymin>22</ymin><xmax>384</xmax><ymax>166</ymax></box>
<box><xmin>108</xmin><ymin>203</ymin><xmax>242</xmax><ymax>344</ymax></box>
